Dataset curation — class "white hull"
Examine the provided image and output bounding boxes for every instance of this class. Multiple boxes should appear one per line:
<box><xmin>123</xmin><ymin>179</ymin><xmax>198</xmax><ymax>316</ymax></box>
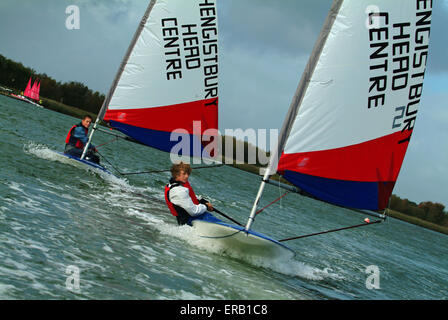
<box><xmin>191</xmin><ymin>216</ymin><xmax>295</xmax><ymax>260</ymax></box>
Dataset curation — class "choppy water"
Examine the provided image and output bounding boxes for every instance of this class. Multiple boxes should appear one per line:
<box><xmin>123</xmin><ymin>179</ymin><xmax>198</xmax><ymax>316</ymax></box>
<box><xmin>0</xmin><ymin>94</ymin><xmax>447</xmax><ymax>300</ymax></box>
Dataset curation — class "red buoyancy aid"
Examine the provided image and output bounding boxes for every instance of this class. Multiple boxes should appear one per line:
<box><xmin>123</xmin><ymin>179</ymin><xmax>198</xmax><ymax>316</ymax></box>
<box><xmin>65</xmin><ymin>124</ymin><xmax>87</xmax><ymax>149</ymax></box>
<box><xmin>164</xmin><ymin>180</ymin><xmax>200</xmax><ymax>218</ymax></box>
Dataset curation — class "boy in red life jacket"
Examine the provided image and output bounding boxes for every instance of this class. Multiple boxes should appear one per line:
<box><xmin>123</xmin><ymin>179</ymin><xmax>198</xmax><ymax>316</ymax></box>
<box><xmin>64</xmin><ymin>115</ymin><xmax>100</xmax><ymax>164</ymax></box>
<box><xmin>165</xmin><ymin>162</ymin><xmax>214</xmax><ymax>226</ymax></box>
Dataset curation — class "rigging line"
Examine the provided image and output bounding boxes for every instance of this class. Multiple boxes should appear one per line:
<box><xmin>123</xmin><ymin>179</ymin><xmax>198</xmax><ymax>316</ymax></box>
<box><xmin>95</xmin><ymin>127</ymin><xmax>149</xmax><ymax>147</ymax></box>
<box><xmin>95</xmin><ymin>150</ymin><xmax>125</xmax><ymax>175</ymax></box>
<box><xmin>112</xmin><ymin>164</ymin><xmax>225</xmax><ymax>176</ymax></box>
<box><xmin>264</xmin><ymin>178</ymin><xmax>387</xmax><ymax>220</ymax></box>
<box><xmin>89</xmin><ymin>125</ymin><xmax>149</xmax><ymax>148</ymax></box>
<box><xmin>95</xmin><ymin>136</ymin><xmax>119</xmax><ymax>149</ymax></box>
<box><xmin>94</xmin><ymin>149</ymin><xmax>224</xmax><ymax>176</ymax></box>
<box><xmin>94</xmin><ymin>127</ymin><xmax>127</xmax><ymax>138</ymax></box>
<box><xmin>255</xmin><ymin>191</ymin><xmax>290</xmax><ymax>215</ymax></box>
<box><xmin>213</xmin><ymin>208</ymin><xmax>244</xmax><ymax>227</ymax></box>
<box><xmin>278</xmin><ymin>219</ymin><xmax>383</xmax><ymax>242</ymax></box>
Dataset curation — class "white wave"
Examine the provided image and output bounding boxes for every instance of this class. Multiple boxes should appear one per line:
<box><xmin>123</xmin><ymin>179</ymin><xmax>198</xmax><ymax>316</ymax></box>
<box><xmin>69</xmin><ymin>157</ymin><xmax>342</xmax><ymax>284</ymax></box>
<box><xmin>121</xmin><ymin>204</ymin><xmax>342</xmax><ymax>282</ymax></box>
<box><xmin>23</xmin><ymin>141</ymin><xmax>137</xmax><ymax>189</ymax></box>
<box><xmin>102</xmin><ymin>244</ymin><xmax>114</xmax><ymax>253</ymax></box>
<box><xmin>0</xmin><ymin>284</ymin><xmax>16</xmax><ymax>299</ymax></box>
<box><xmin>23</xmin><ymin>142</ymin><xmax>64</xmax><ymax>162</ymax></box>
<box><xmin>177</xmin><ymin>290</ymin><xmax>203</xmax><ymax>300</ymax></box>
<box><xmin>264</xmin><ymin>259</ymin><xmax>344</xmax><ymax>281</ymax></box>
<box><xmin>125</xmin><ymin>208</ymin><xmax>166</xmax><ymax>225</ymax></box>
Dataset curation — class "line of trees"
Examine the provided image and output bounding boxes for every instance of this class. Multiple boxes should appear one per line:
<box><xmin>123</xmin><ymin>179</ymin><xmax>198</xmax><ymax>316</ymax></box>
<box><xmin>389</xmin><ymin>194</ymin><xmax>448</xmax><ymax>227</ymax></box>
<box><xmin>0</xmin><ymin>54</ymin><xmax>105</xmax><ymax>114</ymax></box>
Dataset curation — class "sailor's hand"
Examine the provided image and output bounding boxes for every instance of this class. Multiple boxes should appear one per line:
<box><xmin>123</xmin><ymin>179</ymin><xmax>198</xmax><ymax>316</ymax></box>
<box><xmin>206</xmin><ymin>202</ymin><xmax>214</xmax><ymax>212</ymax></box>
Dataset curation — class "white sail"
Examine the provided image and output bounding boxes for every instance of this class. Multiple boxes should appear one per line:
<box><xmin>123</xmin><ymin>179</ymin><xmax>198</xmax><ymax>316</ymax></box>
<box><xmin>83</xmin><ymin>0</ymin><xmax>219</xmax><ymax>159</ymax></box>
<box><xmin>248</xmin><ymin>0</ymin><xmax>432</xmax><ymax>230</ymax></box>
<box><xmin>276</xmin><ymin>0</ymin><xmax>432</xmax><ymax>211</ymax></box>
<box><xmin>107</xmin><ymin>0</ymin><xmax>218</xmax><ymax>111</ymax></box>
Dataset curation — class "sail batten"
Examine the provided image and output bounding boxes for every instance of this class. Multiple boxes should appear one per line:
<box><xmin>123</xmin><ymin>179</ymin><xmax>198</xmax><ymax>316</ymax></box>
<box><xmin>275</xmin><ymin>0</ymin><xmax>432</xmax><ymax>211</ymax></box>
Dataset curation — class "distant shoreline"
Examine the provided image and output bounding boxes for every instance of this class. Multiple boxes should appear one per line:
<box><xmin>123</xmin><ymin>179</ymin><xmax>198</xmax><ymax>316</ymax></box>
<box><xmin>386</xmin><ymin>209</ymin><xmax>448</xmax><ymax>235</ymax></box>
<box><xmin>1</xmin><ymin>89</ymin><xmax>447</xmax><ymax>237</ymax></box>
<box><xmin>0</xmin><ymin>90</ymin><xmax>97</xmax><ymax>120</ymax></box>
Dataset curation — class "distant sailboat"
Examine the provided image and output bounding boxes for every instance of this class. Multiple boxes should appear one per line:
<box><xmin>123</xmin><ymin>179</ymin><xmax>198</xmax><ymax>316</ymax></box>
<box><xmin>23</xmin><ymin>77</ymin><xmax>32</xmax><ymax>98</ymax></box>
<box><xmin>10</xmin><ymin>77</ymin><xmax>42</xmax><ymax>107</ymax></box>
<box><xmin>28</xmin><ymin>80</ymin><xmax>39</xmax><ymax>101</ymax></box>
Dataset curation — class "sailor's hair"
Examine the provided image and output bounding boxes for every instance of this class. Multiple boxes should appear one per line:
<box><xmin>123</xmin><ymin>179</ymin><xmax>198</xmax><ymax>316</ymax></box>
<box><xmin>170</xmin><ymin>161</ymin><xmax>192</xmax><ymax>178</ymax></box>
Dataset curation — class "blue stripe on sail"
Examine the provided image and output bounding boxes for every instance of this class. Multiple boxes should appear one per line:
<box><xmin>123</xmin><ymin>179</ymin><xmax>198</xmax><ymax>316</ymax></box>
<box><xmin>282</xmin><ymin>170</ymin><xmax>379</xmax><ymax>210</ymax></box>
<box><xmin>108</xmin><ymin>120</ymin><xmax>205</xmax><ymax>157</ymax></box>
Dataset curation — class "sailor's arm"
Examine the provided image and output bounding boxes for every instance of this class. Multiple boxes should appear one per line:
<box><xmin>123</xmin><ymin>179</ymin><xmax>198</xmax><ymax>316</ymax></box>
<box><xmin>73</xmin><ymin>127</ymin><xmax>95</xmax><ymax>148</ymax></box>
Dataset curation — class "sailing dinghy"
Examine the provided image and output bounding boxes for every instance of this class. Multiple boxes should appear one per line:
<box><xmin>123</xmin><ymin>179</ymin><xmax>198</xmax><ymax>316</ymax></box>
<box><xmin>56</xmin><ymin>151</ymin><xmax>114</xmax><ymax>175</ymax></box>
<box><xmin>83</xmin><ymin>0</ymin><xmax>218</xmax><ymax>158</ymax></box>
<box><xmin>192</xmin><ymin>0</ymin><xmax>433</xmax><ymax>259</ymax></box>
<box><xmin>60</xmin><ymin>0</ymin><xmax>219</xmax><ymax>175</ymax></box>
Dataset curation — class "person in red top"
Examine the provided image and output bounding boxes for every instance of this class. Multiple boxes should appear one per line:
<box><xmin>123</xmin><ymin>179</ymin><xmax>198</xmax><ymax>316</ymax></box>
<box><xmin>64</xmin><ymin>115</ymin><xmax>100</xmax><ymax>164</ymax></box>
<box><xmin>165</xmin><ymin>162</ymin><xmax>213</xmax><ymax>226</ymax></box>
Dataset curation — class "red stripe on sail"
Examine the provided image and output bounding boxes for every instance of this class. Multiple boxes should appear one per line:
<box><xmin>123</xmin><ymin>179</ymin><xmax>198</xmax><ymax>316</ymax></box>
<box><xmin>104</xmin><ymin>98</ymin><xmax>218</xmax><ymax>135</ymax></box>
<box><xmin>277</xmin><ymin>130</ymin><xmax>412</xmax><ymax>182</ymax></box>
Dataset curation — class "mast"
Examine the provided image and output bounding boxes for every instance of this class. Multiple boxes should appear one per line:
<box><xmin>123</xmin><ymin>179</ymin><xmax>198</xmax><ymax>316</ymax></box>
<box><xmin>245</xmin><ymin>0</ymin><xmax>344</xmax><ymax>231</ymax></box>
<box><xmin>81</xmin><ymin>0</ymin><xmax>157</xmax><ymax>160</ymax></box>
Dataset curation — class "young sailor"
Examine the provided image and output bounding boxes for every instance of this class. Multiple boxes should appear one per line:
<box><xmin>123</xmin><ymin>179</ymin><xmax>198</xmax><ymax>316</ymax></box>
<box><xmin>165</xmin><ymin>162</ymin><xmax>214</xmax><ymax>226</ymax></box>
<box><xmin>64</xmin><ymin>115</ymin><xmax>100</xmax><ymax>164</ymax></box>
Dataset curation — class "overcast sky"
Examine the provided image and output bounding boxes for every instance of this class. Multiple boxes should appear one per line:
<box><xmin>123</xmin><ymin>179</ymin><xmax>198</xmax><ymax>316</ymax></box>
<box><xmin>0</xmin><ymin>0</ymin><xmax>447</xmax><ymax>207</ymax></box>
